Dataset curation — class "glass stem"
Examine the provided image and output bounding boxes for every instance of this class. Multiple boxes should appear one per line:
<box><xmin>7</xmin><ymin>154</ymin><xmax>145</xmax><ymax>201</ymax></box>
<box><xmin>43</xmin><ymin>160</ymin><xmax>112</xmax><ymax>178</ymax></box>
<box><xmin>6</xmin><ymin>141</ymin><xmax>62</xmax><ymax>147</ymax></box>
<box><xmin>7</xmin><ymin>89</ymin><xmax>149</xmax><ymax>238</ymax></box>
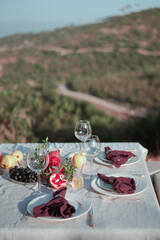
<box><xmin>91</xmin><ymin>158</ymin><xmax>93</xmax><ymax>178</ymax></box>
<box><xmin>82</xmin><ymin>141</ymin><xmax>85</xmax><ymax>152</ymax></box>
<box><xmin>37</xmin><ymin>174</ymin><xmax>41</xmax><ymax>192</ymax></box>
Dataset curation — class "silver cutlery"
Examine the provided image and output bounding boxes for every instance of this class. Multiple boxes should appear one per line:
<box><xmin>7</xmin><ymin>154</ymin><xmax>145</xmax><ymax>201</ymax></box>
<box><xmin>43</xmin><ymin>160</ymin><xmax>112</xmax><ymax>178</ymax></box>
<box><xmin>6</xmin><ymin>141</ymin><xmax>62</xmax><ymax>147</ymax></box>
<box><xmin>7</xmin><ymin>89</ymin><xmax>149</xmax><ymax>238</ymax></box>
<box><xmin>20</xmin><ymin>209</ymin><xmax>28</xmax><ymax>222</ymax></box>
<box><xmin>88</xmin><ymin>207</ymin><xmax>96</xmax><ymax>228</ymax></box>
<box><xmin>103</xmin><ymin>173</ymin><xmax>145</xmax><ymax>177</ymax></box>
<box><xmin>86</xmin><ymin>192</ymin><xmax>96</xmax><ymax>228</ymax></box>
<box><xmin>99</xmin><ymin>195</ymin><xmax>140</xmax><ymax>202</ymax></box>
<box><xmin>132</xmin><ymin>173</ymin><xmax>145</xmax><ymax>177</ymax></box>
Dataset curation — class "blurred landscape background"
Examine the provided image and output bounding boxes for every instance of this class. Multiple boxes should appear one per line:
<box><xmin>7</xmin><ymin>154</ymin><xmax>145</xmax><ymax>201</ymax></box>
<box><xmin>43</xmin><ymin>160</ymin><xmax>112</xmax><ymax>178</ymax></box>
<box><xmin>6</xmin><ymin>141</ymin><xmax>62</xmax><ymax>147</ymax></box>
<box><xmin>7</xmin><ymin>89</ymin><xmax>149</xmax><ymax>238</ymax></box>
<box><xmin>0</xmin><ymin>2</ymin><xmax>160</xmax><ymax>159</ymax></box>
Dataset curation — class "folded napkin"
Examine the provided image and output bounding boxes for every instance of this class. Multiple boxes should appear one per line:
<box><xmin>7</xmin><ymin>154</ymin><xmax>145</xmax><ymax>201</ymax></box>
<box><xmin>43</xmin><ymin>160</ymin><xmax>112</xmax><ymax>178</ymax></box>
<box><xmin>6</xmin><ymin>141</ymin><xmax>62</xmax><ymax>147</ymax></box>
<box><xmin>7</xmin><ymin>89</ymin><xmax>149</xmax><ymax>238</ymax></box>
<box><xmin>105</xmin><ymin>147</ymin><xmax>136</xmax><ymax>168</ymax></box>
<box><xmin>97</xmin><ymin>173</ymin><xmax>136</xmax><ymax>194</ymax></box>
<box><xmin>33</xmin><ymin>187</ymin><xmax>76</xmax><ymax>218</ymax></box>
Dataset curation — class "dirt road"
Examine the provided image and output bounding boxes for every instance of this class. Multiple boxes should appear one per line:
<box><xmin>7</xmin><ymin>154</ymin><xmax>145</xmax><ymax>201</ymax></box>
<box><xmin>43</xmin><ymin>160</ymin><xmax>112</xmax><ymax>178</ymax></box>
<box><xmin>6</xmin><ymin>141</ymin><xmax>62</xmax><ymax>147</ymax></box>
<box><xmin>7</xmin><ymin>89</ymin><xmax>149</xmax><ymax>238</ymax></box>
<box><xmin>58</xmin><ymin>83</ymin><xmax>143</xmax><ymax>120</ymax></box>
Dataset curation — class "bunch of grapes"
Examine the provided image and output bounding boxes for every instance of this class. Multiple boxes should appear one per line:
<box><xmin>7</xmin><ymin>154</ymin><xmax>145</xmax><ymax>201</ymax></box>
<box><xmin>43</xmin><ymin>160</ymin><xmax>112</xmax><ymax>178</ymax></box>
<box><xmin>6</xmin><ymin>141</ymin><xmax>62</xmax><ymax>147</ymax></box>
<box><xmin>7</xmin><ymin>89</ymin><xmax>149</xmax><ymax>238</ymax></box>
<box><xmin>9</xmin><ymin>166</ymin><xmax>37</xmax><ymax>183</ymax></box>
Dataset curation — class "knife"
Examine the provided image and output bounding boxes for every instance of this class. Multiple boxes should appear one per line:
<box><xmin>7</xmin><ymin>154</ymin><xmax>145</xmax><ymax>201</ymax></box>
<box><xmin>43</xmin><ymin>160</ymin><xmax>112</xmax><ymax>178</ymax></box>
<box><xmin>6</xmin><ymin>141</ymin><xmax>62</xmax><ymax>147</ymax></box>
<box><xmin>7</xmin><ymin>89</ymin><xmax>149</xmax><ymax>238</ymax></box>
<box><xmin>20</xmin><ymin>209</ymin><xmax>28</xmax><ymax>222</ymax></box>
<box><xmin>88</xmin><ymin>207</ymin><xmax>96</xmax><ymax>228</ymax></box>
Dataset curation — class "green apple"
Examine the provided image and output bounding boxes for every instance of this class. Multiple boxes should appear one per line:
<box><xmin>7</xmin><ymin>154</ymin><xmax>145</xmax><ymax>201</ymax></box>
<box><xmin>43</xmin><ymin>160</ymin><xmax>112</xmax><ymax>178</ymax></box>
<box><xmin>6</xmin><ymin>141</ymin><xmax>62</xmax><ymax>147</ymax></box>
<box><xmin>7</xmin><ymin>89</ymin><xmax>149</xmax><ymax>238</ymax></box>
<box><xmin>73</xmin><ymin>152</ymin><xmax>86</xmax><ymax>169</ymax></box>
<box><xmin>12</xmin><ymin>150</ymin><xmax>23</xmax><ymax>163</ymax></box>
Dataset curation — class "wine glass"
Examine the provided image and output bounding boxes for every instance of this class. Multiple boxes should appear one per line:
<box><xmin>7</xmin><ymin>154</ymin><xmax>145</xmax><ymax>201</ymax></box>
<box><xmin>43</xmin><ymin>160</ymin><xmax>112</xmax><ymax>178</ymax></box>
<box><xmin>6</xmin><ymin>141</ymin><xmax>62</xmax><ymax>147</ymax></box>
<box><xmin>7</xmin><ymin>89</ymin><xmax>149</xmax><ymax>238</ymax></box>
<box><xmin>27</xmin><ymin>148</ymin><xmax>49</xmax><ymax>196</ymax></box>
<box><xmin>85</xmin><ymin>135</ymin><xmax>101</xmax><ymax>179</ymax></box>
<box><xmin>74</xmin><ymin>120</ymin><xmax>92</xmax><ymax>151</ymax></box>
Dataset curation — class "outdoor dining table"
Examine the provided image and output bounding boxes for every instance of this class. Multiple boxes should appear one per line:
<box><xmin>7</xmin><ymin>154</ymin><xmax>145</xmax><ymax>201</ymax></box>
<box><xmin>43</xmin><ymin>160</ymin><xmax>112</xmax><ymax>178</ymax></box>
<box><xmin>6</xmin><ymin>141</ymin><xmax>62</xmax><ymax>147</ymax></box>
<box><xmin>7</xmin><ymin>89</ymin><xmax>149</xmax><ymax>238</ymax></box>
<box><xmin>0</xmin><ymin>142</ymin><xmax>160</xmax><ymax>240</ymax></box>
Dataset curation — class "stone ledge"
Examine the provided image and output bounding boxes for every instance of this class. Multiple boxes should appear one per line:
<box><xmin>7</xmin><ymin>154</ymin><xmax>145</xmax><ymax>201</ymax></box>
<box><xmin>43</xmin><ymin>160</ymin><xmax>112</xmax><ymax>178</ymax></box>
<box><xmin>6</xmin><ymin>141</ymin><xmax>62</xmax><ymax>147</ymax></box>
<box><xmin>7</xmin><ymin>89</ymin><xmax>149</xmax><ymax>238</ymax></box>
<box><xmin>146</xmin><ymin>161</ymin><xmax>160</xmax><ymax>176</ymax></box>
<box><xmin>153</xmin><ymin>172</ymin><xmax>160</xmax><ymax>205</ymax></box>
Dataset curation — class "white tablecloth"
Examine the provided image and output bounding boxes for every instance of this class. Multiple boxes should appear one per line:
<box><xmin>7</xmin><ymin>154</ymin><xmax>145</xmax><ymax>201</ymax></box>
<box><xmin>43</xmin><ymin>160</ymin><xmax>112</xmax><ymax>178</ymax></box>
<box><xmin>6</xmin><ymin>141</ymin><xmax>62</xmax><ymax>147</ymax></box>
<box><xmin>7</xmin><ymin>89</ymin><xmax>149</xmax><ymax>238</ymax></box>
<box><xmin>0</xmin><ymin>142</ymin><xmax>160</xmax><ymax>240</ymax></box>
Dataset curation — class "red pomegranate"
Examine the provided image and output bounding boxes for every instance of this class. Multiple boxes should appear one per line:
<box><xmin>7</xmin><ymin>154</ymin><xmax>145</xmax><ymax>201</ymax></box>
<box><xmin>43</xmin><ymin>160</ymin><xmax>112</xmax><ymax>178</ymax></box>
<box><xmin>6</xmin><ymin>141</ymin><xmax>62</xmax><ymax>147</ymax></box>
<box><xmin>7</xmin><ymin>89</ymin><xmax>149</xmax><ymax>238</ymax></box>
<box><xmin>0</xmin><ymin>152</ymin><xmax>3</xmax><ymax>162</ymax></box>
<box><xmin>47</xmin><ymin>149</ymin><xmax>64</xmax><ymax>174</ymax></box>
<box><xmin>49</xmin><ymin>149</ymin><xmax>61</xmax><ymax>164</ymax></box>
<box><xmin>49</xmin><ymin>173</ymin><xmax>68</xmax><ymax>189</ymax></box>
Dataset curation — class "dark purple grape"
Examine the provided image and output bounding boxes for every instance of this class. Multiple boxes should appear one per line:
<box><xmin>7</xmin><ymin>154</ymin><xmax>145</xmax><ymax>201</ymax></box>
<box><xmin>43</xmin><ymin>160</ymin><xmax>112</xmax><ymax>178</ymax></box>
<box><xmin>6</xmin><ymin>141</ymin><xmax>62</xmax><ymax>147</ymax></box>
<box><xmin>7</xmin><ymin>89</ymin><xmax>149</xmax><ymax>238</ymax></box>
<box><xmin>9</xmin><ymin>166</ymin><xmax>37</xmax><ymax>183</ymax></box>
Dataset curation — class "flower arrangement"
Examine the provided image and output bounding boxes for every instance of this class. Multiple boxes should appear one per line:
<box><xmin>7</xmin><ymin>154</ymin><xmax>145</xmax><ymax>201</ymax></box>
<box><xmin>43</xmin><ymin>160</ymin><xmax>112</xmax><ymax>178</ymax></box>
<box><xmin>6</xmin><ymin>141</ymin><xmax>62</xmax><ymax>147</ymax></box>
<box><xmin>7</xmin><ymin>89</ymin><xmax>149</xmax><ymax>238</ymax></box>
<box><xmin>40</xmin><ymin>138</ymin><xmax>77</xmax><ymax>189</ymax></box>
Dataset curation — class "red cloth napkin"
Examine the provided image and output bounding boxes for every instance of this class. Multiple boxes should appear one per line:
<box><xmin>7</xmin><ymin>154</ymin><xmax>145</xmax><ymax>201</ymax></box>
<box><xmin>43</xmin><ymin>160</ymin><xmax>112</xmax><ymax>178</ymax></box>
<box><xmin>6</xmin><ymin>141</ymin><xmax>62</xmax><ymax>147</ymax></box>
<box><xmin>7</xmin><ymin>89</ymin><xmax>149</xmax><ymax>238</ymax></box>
<box><xmin>33</xmin><ymin>187</ymin><xmax>76</xmax><ymax>218</ymax></box>
<box><xmin>105</xmin><ymin>147</ymin><xmax>136</xmax><ymax>168</ymax></box>
<box><xmin>97</xmin><ymin>173</ymin><xmax>136</xmax><ymax>194</ymax></box>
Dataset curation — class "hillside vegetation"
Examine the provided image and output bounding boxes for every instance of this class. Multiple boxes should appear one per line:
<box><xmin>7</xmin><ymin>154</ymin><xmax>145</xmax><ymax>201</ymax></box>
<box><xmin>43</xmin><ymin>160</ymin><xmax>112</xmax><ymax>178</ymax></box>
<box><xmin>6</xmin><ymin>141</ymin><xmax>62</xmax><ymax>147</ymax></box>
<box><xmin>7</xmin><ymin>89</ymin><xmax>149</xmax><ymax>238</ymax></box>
<box><xmin>0</xmin><ymin>8</ymin><xmax>160</xmax><ymax>156</ymax></box>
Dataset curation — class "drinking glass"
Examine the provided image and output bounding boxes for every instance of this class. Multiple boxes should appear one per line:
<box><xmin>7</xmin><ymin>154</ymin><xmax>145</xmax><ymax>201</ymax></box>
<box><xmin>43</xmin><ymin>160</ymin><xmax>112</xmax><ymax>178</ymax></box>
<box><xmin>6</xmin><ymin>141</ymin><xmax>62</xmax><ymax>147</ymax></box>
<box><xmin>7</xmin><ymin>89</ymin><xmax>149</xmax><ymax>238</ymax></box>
<box><xmin>74</xmin><ymin>120</ymin><xmax>92</xmax><ymax>151</ymax></box>
<box><xmin>27</xmin><ymin>148</ymin><xmax>49</xmax><ymax>196</ymax></box>
<box><xmin>71</xmin><ymin>169</ymin><xmax>84</xmax><ymax>189</ymax></box>
<box><xmin>85</xmin><ymin>135</ymin><xmax>101</xmax><ymax>178</ymax></box>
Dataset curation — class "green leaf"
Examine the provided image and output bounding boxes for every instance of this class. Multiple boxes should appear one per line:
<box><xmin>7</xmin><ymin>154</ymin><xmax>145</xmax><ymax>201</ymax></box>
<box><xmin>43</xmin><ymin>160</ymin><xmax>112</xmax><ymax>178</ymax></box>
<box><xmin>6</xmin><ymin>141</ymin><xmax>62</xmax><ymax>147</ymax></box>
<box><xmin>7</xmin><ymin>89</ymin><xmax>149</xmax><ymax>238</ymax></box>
<box><xmin>52</xmin><ymin>166</ymin><xmax>59</xmax><ymax>169</ymax></box>
<box><xmin>45</xmin><ymin>173</ymin><xmax>50</xmax><ymax>176</ymax></box>
<box><xmin>58</xmin><ymin>162</ymin><xmax>61</xmax><ymax>167</ymax></box>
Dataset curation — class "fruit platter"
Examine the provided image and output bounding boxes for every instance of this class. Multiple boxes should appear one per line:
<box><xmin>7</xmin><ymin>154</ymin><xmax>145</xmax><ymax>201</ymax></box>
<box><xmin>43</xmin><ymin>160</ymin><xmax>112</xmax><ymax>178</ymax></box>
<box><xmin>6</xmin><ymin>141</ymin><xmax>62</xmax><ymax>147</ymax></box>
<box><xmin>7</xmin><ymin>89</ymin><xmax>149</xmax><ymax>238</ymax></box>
<box><xmin>0</xmin><ymin>149</ymin><xmax>37</xmax><ymax>185</ymax></box>
<box><xmin>0</xmin><ymin>145</ymin><xmax>84</xmax><ymax>190</ymax></box>
<box><xmin>9</xmin><ymin>166</ymin><xmax>37</xmax><ymax>185</ymax></box>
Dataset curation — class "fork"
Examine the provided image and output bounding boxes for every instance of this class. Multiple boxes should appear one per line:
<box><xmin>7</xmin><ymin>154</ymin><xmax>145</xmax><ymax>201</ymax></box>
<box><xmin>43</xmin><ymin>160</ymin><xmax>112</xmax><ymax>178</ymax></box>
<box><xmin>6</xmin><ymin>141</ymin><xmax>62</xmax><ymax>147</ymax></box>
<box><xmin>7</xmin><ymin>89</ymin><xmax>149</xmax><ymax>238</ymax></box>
<box><xmin>99</xmin><ymin>195</ymin><xmax>140</xmax><ymax>202</ymax></box>
<box><xmin>132</xmin><ymin>173</ymin><xmax>145</xmax><ymax>177</ymax></box>
<box><xmin>20</xmin><ymin>209</ymin><xmax>28</xmax><ymax>222</ymax></box>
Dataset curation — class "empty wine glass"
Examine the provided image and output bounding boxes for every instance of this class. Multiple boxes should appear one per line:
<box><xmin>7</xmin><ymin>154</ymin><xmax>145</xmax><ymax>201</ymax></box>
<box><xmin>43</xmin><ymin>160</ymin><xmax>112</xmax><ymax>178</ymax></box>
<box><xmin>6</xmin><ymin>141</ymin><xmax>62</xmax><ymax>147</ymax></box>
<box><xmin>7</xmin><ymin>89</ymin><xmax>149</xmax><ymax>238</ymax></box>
<box><xmin>74</xmin><ymin>120</ymin><xmax>92</xmax><ymax>151</ymax></box>
<box><xmin>27</xmin><ymin>147</ymin><xmax>49</xmax><ymax>196</ymax></box>
<box><xmin>85</xmin><ymin>135</ymin><xmax>101</xmax><ymax>179</ymax></box>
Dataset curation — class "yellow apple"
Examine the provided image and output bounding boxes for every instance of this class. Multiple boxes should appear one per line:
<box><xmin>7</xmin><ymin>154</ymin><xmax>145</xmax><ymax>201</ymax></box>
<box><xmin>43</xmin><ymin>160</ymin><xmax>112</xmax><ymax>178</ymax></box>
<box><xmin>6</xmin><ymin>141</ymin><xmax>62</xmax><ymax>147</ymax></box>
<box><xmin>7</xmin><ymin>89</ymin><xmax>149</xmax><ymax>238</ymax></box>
<box><xmin>73</xmin><ymin>152</ymin><xmax>87</xmax><ymax>169</ymax></box>
<box><xmin>12</xmin><ymin>150</ymin><xmax>23</xmax><ymax>163</ymax></box>
<box><xmin>1</xmin><ymin>155</ymin><xmax>16</xmax><ymax>169</ymax></box>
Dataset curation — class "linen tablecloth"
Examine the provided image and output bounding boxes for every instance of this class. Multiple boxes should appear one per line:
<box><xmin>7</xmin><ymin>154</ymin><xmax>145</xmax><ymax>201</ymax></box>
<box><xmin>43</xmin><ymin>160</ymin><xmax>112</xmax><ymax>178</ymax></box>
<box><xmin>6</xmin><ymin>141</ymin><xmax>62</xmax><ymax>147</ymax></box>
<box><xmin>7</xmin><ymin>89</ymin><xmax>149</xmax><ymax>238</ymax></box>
<box><xmin>0</xmin><ymin>142</ymin><xmax>160</xmax><ymax>240</ymax></box>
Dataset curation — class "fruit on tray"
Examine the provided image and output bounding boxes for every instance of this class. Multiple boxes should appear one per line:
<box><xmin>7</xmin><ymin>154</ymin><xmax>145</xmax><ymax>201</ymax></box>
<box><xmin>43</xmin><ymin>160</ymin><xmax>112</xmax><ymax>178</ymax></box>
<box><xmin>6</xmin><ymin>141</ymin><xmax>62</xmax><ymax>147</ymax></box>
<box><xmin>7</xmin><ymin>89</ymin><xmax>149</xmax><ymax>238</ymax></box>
<box><xmin>49</xmin><ymin>173</ymin><xmax>68</xmax><ymax>189</ymax></box>
<box><xmin>12</xmin><ymin>150</ymin><xmax>23</xmax><ymax>163</ymax></box>
<box><xmin>73</xmin><ymin>152</ymin><xmax>87</xmax><ymax>169</ymax></box>
<box><xmin>1</xmin><ymin>150</ymin><xmax>23</xmax><ymax>169</ymax></box>
<box><xmin>9</xmin><ymin>166</ymin><xmax>37</xmax><ymax>183</ymax></box>
<box><xmin>1</xmin><ymin>155</ymin><xmax>16</xmax><ymax>169</ymax></box>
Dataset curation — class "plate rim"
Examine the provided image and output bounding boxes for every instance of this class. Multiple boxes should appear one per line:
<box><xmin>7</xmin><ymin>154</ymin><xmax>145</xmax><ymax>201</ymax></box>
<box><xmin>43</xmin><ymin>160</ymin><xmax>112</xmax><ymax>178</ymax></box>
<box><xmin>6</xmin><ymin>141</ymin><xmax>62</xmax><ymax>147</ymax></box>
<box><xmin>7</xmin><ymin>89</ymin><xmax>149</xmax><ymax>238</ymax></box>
<box><xmin>97</xmin><ymin>178</ymin><xmax>113</xmax><ymax>192</ymax></box>
<box><xmin>96</xmin><ymin>174</ymin><xmax>138</xmax><ymax>192</ymax></box>
<box><xmin>9</xmin><ymin>176</ymin><xmax>37</xmax><ymax>185</ymax></box>
<box><xmin>91</xmin><ymin>174</ymin><xmax>147</xmax><ymax>197</ymax></box>
<box><xmin>96</xmin><ymin>151</ymin><xmax>140</xmax><ymax>167</ymax></box>
<box><xmin>27</xmin><ymin>192</ymin><xmax>91</xmax><ymax>221</ymax></box>
<box><xmin>99</xmin><ymin>151</ymin><xmax>133</xmax><ymax>163</ymax></box>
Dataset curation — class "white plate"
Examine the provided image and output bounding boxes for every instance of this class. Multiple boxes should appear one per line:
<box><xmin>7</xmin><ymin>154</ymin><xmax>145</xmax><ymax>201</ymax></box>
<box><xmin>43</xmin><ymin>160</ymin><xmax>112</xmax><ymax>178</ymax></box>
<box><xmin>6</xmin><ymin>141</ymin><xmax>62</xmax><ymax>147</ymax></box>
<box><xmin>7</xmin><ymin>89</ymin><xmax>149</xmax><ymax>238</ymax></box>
<box><xmin>97</xmin><ymin>178</ymin><xmax>113</xmax><ymax>192</ymax></box>
<box><xmin>99</xmin><ymin>151</ymin><xmax>133</xmax><ymax>162</ymax></box>
<box><xmin>91</xmin><ymin>173</ymin><xmax>147</xmax><ymax>197</ymax></box>
<box><xmin>27</xmin><ymin>192</ymin><xmax>91</xmax><ymax>221</ymax></box>
<box><xmin>97</xmin><ymin>177</ymin><xmax>138</xmax><ymax>192</ymax></box>
<box><xmin>95</xmin><ymin>151</ymin><xmax>140</xmax><ymax>167</ymax></box>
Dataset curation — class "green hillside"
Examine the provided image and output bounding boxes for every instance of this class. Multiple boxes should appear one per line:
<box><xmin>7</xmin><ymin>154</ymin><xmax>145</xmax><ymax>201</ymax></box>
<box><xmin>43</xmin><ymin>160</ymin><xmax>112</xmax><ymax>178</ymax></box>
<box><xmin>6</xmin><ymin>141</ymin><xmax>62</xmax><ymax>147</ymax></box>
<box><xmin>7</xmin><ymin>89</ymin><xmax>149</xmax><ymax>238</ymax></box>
<box><xmin>0</xmin><ymin>8</ymin><xmax>160</xmax><ymax>157</ymax></box>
